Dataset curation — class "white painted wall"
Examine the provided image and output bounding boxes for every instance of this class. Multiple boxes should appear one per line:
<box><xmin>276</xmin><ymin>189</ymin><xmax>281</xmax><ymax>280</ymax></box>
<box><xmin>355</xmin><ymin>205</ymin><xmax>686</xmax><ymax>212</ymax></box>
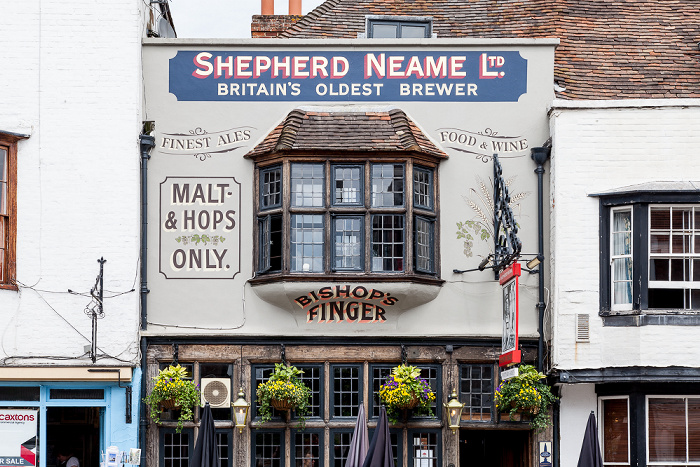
<box><xmin>549</xmin><ymin>100</ymin><xmax>700</xmax><ymax>370</ymax></box>
<box><xmin>0</xmin><ymin>0</ymin><xmax>146</xmax><ymax>366</ymax></box>
<box><xmin>558</xmin><ymin>384</ymin><xmax>598</xmax><ymax>467</ymax></box>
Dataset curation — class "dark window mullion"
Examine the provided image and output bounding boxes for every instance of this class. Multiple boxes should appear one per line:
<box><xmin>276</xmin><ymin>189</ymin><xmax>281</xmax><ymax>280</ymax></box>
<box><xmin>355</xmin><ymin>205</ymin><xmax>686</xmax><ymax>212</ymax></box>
<box><xmin>325</xmin><ymin>211</ymin><xmax>331</xmax><ymax>273</ymax></box>
<box><xmin>636</xmin><ymin>203</ymin><xmax>647</xmax><ymax>310</ymax></box>
<box><xmin>282</xmin><ymin>161</ymin><xmax>291</xmax><ymax>273</ymax></box>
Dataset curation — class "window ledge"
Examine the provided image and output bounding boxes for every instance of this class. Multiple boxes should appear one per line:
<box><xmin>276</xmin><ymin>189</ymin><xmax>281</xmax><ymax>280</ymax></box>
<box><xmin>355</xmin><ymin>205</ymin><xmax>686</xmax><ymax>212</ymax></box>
<box><xmin>601</xmin><ymin>312</ymin><xmax>700</xmax><ymax>327</ymax></box>
<box><xmin>250</xmin><ymin>275</ymin><xmax>444</xmax><ymax>316</ymax></box>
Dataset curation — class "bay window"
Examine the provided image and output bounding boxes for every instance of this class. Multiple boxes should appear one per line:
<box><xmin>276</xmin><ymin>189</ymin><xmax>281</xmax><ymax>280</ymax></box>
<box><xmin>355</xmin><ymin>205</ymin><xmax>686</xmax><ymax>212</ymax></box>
<box><xmin>255</xmin><ymin>160</ymin><xmax>439</xmax><ymax>279</ymax></box>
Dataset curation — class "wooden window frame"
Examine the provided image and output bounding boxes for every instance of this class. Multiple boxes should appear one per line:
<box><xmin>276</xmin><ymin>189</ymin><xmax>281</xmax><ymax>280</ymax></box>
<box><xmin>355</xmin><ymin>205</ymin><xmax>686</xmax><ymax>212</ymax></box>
<box><xmin>408</xmin><ymin>428</ymin><xmax>442</xmax><ymax>467</ymax></box>
<box><xmin>645</xmin><ymin>395</ymin><xmax>700</xmax><ymax>466</ymax></box>
<box><xmin>159</xmin><ymin>427</ymin><xmax>194</xmax><ymax>467</ymax></box>
<box><xmin>291</xmin><ymin>428</ymin><xmax>324</xmax><ymax>467</ymax></box>
<box><xmin>329</xmin><ymin>428</ymin><xmax>355</xmax><ymax>467</ymax></box>
<box><xmin>330</xmin><ymin>363</ymin><xmax>363</xmax><ymax>419</ymax></box>
<box><xmin>253</xmin><ymin>157</ymin><xmax>440</xmax><ymax>283</ymax></box>
<box><xmin>251</xmin><ymin>429</ymin><xmax>285</xmax><ymax>467</ymax></box>
<box><xmin>599</xmin><ymin>396</ymin><xmax>630</xmax><ymax>467</ymax></box>
<box><xmin>0</xmin><ymin>134</ymin><xmax>19</xmax><ymax>290</ymax></box>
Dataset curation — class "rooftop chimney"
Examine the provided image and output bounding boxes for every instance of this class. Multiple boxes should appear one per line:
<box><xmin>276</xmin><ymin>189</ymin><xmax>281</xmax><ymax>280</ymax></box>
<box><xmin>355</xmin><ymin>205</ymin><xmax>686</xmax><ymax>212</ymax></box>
<box><xmin>251</xmin><ymin>0</ymin><xmax>303</xmax><ymax>38</ymax></box>
<box><xmin>261</xmin><ymin>0</ymin><xmax>274</xmax><ymax>15</ymax></box>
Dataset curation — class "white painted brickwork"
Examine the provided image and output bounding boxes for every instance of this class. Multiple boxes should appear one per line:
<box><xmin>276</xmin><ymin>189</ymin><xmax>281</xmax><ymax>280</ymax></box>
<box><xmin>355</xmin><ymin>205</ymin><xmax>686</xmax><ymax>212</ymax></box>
<box><xmin>549</xmin><ymin>100</ymin><xmax>700</xmax><ymax>370</ymax></box>
<box><xmin>0</xmin><ymin>0</ymin><xmax>146</xmax><ymax>365</ymax></box>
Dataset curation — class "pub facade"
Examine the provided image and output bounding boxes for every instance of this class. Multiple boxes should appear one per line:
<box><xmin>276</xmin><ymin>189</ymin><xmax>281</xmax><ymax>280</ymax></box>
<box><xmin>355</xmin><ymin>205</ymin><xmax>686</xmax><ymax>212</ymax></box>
<box><xmin>141</xmin><ymin>38</ymin><xmax>556</xmax><ymax>467</ymax></box>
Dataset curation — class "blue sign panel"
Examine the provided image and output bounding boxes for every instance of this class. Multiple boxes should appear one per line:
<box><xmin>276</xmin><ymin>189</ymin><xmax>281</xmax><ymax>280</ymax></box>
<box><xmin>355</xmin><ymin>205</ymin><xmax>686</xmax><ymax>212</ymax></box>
<box><xmin>169</xmin><ymin>50</ymin><xmax>527</xmax><ymax>102</ymax></box>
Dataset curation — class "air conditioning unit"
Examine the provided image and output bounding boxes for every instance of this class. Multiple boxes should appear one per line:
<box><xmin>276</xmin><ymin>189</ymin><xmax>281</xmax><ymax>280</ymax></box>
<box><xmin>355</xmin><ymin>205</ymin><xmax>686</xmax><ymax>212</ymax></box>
<box><xmin>201</xmin><ymin>378</ymin><xmax>231</xmax><ymax>408</ymax></box>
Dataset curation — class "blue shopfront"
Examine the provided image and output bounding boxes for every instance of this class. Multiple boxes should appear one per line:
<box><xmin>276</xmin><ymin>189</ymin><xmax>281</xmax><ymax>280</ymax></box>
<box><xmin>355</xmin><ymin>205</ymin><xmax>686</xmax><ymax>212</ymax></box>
<box><xmin>0</xmin><ymin>367</ymin><xmax>140</xmax><ymax>467</ymax></box>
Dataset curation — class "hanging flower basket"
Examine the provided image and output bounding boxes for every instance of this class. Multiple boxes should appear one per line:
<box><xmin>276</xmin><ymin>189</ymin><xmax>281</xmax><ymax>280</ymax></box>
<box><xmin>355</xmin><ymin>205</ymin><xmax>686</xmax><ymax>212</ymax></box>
<box><xmin>270</xmin><ymin>398</ymin><xmax>296</xmax><ymax>411</ymax></box>
<box><xmin>495</xmin><ymin>364</ymin><xmax>557</xmax><ymax>433</ymax></box>
<box><xmin>144</xmin><ymin>364</ymin><xmax>200</xmax><ymax>433</ymax></box>
<box><xmin>256</xmin><ymin>363</ymin><xmax>311</xmax><ymax>429</ymax></box>
<box><xmin>159</xmin><ymin>399</ymin><xmax>180</xmax><ymax>410</ymax></box>
<box><xmin>379</xmin><ymin>364</ymin><xmax>436</xmax><ymax>425</ymax></box>
<box><xmin>394</xmin><ymin>395</ymin><xmax>420</xmax><ymax>410</ymax></box>
<box><xmin>510</xmin><ymin>401</ymin><xmax>540</xmax><ymax>415</ymax></box>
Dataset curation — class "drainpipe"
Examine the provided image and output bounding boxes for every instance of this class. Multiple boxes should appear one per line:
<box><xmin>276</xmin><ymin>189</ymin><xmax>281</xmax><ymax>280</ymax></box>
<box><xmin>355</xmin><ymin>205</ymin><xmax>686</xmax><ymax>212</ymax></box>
<box><xmin>139</xmin><ymin>133</ymin><xmax>155</xmax><ymax>467</ymax></box>
<box><xmin>531</xmin><ymin>146</ymin><xmax>550</xmax><ymax>373</ymax></box>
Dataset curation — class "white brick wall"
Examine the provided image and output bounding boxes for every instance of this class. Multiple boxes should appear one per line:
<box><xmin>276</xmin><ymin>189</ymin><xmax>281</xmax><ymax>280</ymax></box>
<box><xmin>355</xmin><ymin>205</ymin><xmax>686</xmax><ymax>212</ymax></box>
<box><xmin>549</xmin><ymin>100</ymin><xmax>700</xmax><ymax>370</ymax></box>
<box><xmin>0</xmin><ymin>0</ymin><xmax>145</xmax><ymax>365</ymax></box>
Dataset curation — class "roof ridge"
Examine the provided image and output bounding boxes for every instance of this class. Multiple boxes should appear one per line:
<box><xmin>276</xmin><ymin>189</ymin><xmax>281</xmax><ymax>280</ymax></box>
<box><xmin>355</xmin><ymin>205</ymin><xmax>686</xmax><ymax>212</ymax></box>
<box><xmin>280</xmin><ymin>0</ymin><xmax>346</xmax><ymax>38</ymax></box>
<box><xmin>388</xmin><ymin>109</ymin><xmax>420</xmax><ymax>151</ymax></box>
<box><xmin>275</xmin><ymin>109</ymin><xmax>305</xmax><ymax>151</ymax></box>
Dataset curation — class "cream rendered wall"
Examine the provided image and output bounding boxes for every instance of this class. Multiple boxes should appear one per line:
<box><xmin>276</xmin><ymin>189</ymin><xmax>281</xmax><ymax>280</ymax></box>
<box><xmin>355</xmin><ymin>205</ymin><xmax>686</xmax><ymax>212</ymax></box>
<box><xmin>0</xmin><ymin>0</ymin><xmax>145</xmax><ymax>366</ymax></box>
<box><xmin>549</xmin><ymin>100</ymin><xmax>700</xmax><ymax>371</ymax></box>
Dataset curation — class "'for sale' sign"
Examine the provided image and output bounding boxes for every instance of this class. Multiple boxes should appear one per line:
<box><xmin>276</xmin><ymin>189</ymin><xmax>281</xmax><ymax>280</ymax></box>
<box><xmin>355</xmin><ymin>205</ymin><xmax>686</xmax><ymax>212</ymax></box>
<box><xmin>0</xmin><ymin>410</ymin><xmax>38</xmax><ymax>466</ymax></box>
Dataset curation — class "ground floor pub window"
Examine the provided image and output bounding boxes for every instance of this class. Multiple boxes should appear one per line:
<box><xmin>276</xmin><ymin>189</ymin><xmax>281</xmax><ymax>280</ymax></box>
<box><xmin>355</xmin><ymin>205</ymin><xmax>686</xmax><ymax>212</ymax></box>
<box><xmin>253</xmin><ymin>430</ymin><xmax>283</xmax><ymax>467</ymax></box>
<box><xmin>215</xmin><ymin>431</ymin><xmax>232</xmax><ymax>467</ymax></box>
<box><xmin>647</xmin><ymin>396</ymin><xmax>700</xmax><ymax>465</ymax></box>
<box><xmin>331</xmin><ymin>364</ymin><xmax>362</xmax><ymax>418</ymax></box>
<box><xmin>368</xmin><ymin>428</ymin><xmax>402</xmax><ymax>466</ymax></box>
<box><xmin>409</xmin><ymin>430</ymin><xmax>440</xmax><ymax>467</ymax></box>
<box><xmin>293</xmin><ymin>430</ymin><xmax>323</xmax><ymax>467</ymax></box>
<box><xmin>330</xmin><ymin>429</ymin><xmax>353</xmax><ymax>466</ymax></box>
<box><xmin>160</xmin><ymin>428</ymin><xmax>193</xmax><ymax>467</ymax></box>
<box><xmin>600</xmin><ymin>396</ymin><xmax>630</xmax><ymax>467</ymax></box>
<box><xmin>460</xmin><ymin>364</ymin><xmax>494</xmax><ymax>422</ymax></box>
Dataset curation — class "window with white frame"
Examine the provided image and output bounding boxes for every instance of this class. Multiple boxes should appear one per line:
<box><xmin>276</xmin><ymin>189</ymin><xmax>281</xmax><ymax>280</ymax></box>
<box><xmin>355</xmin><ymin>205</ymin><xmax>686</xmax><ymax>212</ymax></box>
<box><xmin>647</xmin><ymin>396</ymin><xmax>700</xmax><ymax>465</ymax></box>
<box><xmin>599</xmin><ymin>193</ymin><xmax>700</xmax><ymax>313</ymax></box>
<box><xmin>600</xmin><ymin>397</ymin><xmax>630</xmax><ymax>467</ymax></box>
<box><xmin>648</xmin><ymin>206</ymin><xmax>700</xmax><ymax>309</ymax></box>
<box><xmin>256</xmin><ymin>160</ymin><xmax>438</xmax><ymax>277</ymax></box>
<box><xmin>611</xmin><ymin>208</ymin><xmax>633</xmax><ymax>310</ymax></box>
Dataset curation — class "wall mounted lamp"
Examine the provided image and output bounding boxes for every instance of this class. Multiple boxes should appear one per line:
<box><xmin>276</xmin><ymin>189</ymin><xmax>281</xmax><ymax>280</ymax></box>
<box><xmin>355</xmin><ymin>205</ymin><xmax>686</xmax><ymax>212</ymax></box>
<box><xmin>232</xmin><ymin>345</ymin><xmax>250</xmax><ymax>433</ymax></box>
<box><xmin>444</xmin><ymin>389</ymin><xmax>465</xmax><ymax>434</ymax></box>
<box><xmin>232</xmin><ymin>388</ymin><xmax>250</xmax><ymax>433</ymax></box>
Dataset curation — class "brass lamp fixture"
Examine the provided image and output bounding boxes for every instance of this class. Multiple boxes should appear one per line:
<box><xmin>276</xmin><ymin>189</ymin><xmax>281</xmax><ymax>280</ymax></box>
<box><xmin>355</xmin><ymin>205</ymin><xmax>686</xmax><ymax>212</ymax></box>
<box><xmin>444</xmin><ymin>389</ymin><xmax>464</xmax><ymax>434</ymax></box>
<box><xmin>232</xmin><ymin>387</ymin><xmax>250</xmax><ymax>433</ymax></box>
<box><xmin>232</xmin><ymin>345</ymin><xmax>250</xmax><ymax>434</ymax></box>
<box><xmin>444</xmin><ymin>346</ymin><xmax>464</xmax><ymax>434</ymax></box>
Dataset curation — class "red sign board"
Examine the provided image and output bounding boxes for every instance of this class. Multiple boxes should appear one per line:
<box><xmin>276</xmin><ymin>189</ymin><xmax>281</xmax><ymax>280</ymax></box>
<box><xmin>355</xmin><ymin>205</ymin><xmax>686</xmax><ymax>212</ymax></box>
<box><xmin>499</xmin><ymin>263</ymin><xmax>521</xmax><ymax>367</ymax></box>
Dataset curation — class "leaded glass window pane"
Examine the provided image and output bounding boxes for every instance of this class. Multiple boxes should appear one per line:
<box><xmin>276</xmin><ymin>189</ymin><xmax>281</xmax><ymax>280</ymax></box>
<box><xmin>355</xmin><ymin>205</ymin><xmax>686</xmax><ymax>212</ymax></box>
<box><xmin>261</xmin><ymin>166</ymin><xmax>282</xmax><ymax>209</ymax></box>
<box><xmin>292</xmin><ymin>163</ymin><xmax>324</xmax><ymax>208</ymax></box>
<box><xmin>460</xmin><ymin>364</ymin><xmax>493</xmax><ymax>422</ymax></box>
<box><xmin>333</xmin><ymin>216</ymin><xmax>363</xmax><ymax>270</ymax></box>
<box><xmin>333</xmin><ymin>166</ymin><xmax>362</xmax><ymax>205</ymax></box>
<box><xmin>371</xmin><ymin>164</ymin><xmax>404</xmax><ymax>207</ymax></box>
<box><xmin>371</xmin><ymin>214</ymin><xmax>404</xmax><ymax>272</ymax></box>
<box><xmin>332</xmin><ymin>366</ymin><xmax>360</xmax><ymax>418</ymax></box>
<box><xmin>291</xmin><ymin>214</ymin><xmax>324</xmax><ymax>272</ymax></box>
<box><xmin>415</xmin><ymin>217</ymin><xmax>434</xmax><ymax>273</ymax></box>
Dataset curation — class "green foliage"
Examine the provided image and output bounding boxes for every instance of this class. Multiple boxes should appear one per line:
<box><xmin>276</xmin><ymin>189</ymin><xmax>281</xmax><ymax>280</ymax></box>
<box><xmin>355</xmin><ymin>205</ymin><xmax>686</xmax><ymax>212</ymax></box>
<box><xmin>379</xmin><ymin>364</ymin><xmax>436</xmax><ymax>425</ymax></box>
<box><xmin>144</xmin><ymin>365</ymin><xmax>200</xmax><ymax>433</ymax></box>
<box><xmin>456</xmin><ymin>220</ymin><xmax>491</xmax><ymax>257</ymax></box>
<box><xmin>494</xmin><ymin>364</ymin><xmax>557</xmax><ymax>433</ymax></box>
<box><xmin>256</xmin><ymin>363</ymin><xmax>311</xmax><ymax>429</ymax></box>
